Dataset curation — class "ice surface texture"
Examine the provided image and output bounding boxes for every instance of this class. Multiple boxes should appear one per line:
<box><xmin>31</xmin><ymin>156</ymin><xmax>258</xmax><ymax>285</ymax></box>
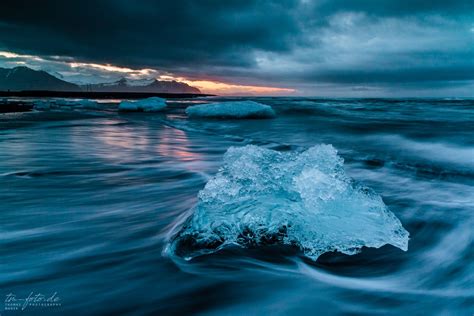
<box><xmin>186</xmin><ymin>101</ymin><xmax>276</xmax><ymax>119</ymax></box>
<box><xmin>118</xmin><ymin>97</ymin><xmax>167</xmax><ymax>112</ymax></box>
<box><xmin>167</xmin><ymin>145</ymin><xmax>409</xmax><ymax>260</ymax></box>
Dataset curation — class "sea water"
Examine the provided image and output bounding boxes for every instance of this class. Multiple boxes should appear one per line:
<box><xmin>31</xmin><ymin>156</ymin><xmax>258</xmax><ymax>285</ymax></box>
<box><xmin>0</xmin><ymin>97</ymin><xmax>472</xmax><ymax>315</ymax></box>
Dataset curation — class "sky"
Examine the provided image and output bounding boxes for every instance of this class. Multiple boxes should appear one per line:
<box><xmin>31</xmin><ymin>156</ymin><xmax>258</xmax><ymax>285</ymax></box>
<box><xmin>0</xmin><ymin>0</ymin><xmax>473</xmax><ymax>96</ymax></box>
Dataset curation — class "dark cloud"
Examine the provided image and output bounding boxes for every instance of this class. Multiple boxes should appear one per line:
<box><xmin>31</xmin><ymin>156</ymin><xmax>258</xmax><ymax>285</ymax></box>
<box><xmin>0</xmin><ymin>0</ymin><xmax>473</xmax><ymax>95</ymax></box>
<box><xmin>0</xmin><ymin>0</ymin><xmax>301</xmax><ymax>69</ymax></box>
<box><xmin>313</xmin><ymin>0</ymin><xmax>474</xmax><ymax>17</ymax></box>
<box><xmin>303</xmin><ymin>66</ymin><xmax>474</xmax><ymax>84</ymax></box>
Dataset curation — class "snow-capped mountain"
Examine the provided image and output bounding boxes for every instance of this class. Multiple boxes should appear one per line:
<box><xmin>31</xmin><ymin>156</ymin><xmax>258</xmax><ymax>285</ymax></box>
<box><xmin>0</xmin><ymin>67</ymin><xmax>202</xmax><ymax>94</ymax></box>
<box><xmin>83</xmin><ymin>77</ymin><xmax>201</xmax><ymax>94</ymax></box>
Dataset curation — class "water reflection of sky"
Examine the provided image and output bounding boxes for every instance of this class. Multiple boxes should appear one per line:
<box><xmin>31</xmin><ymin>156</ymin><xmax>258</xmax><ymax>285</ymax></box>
<box><xmin>69</xmin><ymin>118</ymin><xmax>202</xmax><ymax>166</ymax></box>
<box><xmin>157</xmin><ymin>126</ymin><xmax>199</xmax><ymax>162</ymax></box>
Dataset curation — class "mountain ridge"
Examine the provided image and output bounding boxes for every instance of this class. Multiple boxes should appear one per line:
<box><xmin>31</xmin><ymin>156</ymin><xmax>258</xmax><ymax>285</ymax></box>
<box><xmin>83</xmin><ymin>77</ymin><xmax>200</xmax><ymax>94</ymax></box>
<box><xmin>0</xmin><ymin>66</ymin><xmax>80</xmax><ymax>91</ymax></box>
<box><xmin>0</xmin><ymin>66</ymin><xmax>201</xmax><ymax>94</ymax></box>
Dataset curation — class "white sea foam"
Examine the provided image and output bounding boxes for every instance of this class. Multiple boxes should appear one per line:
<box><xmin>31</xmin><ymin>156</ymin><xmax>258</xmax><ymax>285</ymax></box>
<box><xmin>367</xmin><ymin>135</ymin><xmax>474</xmax><ymax>170</ymax></box>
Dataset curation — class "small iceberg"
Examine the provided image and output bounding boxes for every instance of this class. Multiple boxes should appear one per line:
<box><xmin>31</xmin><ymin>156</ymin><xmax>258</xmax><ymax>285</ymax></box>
<box><xmin>166</xmin><ymin>145</ymin><xmax>409</xmax><ymax>261</ymax></box>
<box><xmin>57</xmin><ymin>99</ymin><xmax>100</xmax><ymax>110</ymax></box>
<box><xmin>33</xmin><ymin>99</ymin><xmax>99</xmax><ymax>111</ymax></box>
<box><xmin>69</xmin><ymin>99</ymin><xmax>99</xmax><ymax>109</ymax></box>
<box><xmin>118</xmin><ymin>97</ymin><xmax>167</xmax><ymax>112</ymax></box>
<box><xmin>33</xmin><ymin>100</ymin><xmax>60</xmax><ymax>111</ymax></box>
<box><xmin>186</xmin><ymin>101</ymin><xmax>276</xmax><ymax>119</ymax></box>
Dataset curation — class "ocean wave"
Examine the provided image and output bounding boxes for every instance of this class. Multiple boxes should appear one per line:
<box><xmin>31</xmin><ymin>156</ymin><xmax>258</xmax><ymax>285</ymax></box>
<box><xmin>165</xmin><ymin>144</ymin><xmax>409</xmax><ymax>261</ymax></box>
<box><xmin>366</xmin><ymin>135</ymin><xmax>474</xmax><ymax>170</ymax></box>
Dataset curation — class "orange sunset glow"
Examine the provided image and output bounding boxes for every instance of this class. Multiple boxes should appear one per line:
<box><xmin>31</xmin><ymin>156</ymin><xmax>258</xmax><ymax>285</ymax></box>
<box><xmin>176</xmin><ymin>79</ymin><xmax>295</xmax><ymax>95</ymax></box>
<box><xmin>0</xmin><ymin>50</ymin><xmax>295</xmax><ymax>95</ymax></box>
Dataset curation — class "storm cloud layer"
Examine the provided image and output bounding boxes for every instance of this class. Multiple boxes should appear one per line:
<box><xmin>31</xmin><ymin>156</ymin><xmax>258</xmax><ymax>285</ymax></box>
<box><xmin>0</xmin><ymin>0</ymin><xmax>473</xmax><ymax>95</ymax></box>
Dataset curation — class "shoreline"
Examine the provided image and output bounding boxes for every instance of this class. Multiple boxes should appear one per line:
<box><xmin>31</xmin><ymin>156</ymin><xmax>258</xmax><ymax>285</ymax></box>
<box><xmin>0</xmin><ymin>90</ymin><xmax>215</xmax><ymax>99</ymax></box>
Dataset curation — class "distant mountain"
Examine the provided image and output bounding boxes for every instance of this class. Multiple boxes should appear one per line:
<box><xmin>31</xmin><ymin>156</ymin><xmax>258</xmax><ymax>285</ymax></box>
<box><xmin>83</xmin><ymin>77</ymin><xmax>201</xmax><ymax>94</ymax></box>
<box><xmin>0</xmin><ymin>66</ymin><xmax>202</xmax><ymax>94</ymax></box>
<box><xmin>0</xmin><ymin>66</ymin><xmax>80</xmax><ymax>91</ymax></box>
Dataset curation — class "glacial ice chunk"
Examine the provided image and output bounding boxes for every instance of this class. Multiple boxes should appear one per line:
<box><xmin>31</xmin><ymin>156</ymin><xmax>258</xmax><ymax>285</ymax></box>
<box><xmin>33</xmin><ymin>99</ymin><xmax>99</xmax><ymax>111</ymax></box>
<box><xmin>33</xmin><ymin>100</ymin><xmax>60</xmax><ymax>111</ymax></box>
<box><xmin>72</xmin><ymin>99</ymin><xmax>100</xmax><ymax>109</ymax></box>
<box><xmin>166</xmin><ymin>145</ymin><xmax>409</xmax><ymax>261</ymax></box>
<box><xmin>55</xmin><ymin>99</ymin><xmax>96</xmax><ymax>107</ymax></box>
<box><xmin>118</xmin><ymin>97</ymin><xmax>167</xmax><ymax>112</ymax></box>
<box><xmin>185</xmin><ymin>101</ymin><xmax>276</xmax><ymax>119</ymax></box>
